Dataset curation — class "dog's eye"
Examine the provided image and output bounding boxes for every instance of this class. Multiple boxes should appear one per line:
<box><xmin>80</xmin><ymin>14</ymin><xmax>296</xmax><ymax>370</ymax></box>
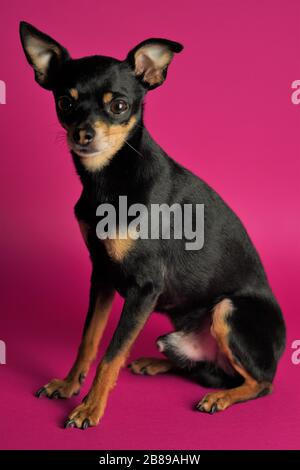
<box><xmin>109</xmin><ymin>99</ymin><xmax>129</xmax><ymax>115</ymax></box>
<box><xmin>58</xmin><ymin>96</ymin><xmax>73</xmax><ymax>113</ymax></box>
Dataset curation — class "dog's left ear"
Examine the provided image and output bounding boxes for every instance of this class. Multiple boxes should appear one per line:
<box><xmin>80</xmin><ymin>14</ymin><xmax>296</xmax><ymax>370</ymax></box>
<box><xmin>126</xmin><ymin>38</ymin><xmax>183</xmax><ymax>90</ymax></box>
<box><xmin>19</xmin><ymin>21</ymin><xmax>70</xmax><ymax>90</ymax></box>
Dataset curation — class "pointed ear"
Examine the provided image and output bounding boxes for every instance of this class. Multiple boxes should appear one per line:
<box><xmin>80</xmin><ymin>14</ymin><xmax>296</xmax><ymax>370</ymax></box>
<box><xmin>126</xmin><ymin>38</ymin><xmax>183</xmax><ymax>90</ymax></box>
<box><xmin>19</xmin><ymin>21</ymin><xmax>70</xmax><ymax>90</ymax></box>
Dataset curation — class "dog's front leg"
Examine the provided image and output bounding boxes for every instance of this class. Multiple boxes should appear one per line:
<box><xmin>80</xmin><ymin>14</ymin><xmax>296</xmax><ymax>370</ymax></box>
<box><xmin>65</xmin><ymin>281</ymin><xmax>160</xmax><ymax>430</ymax></box>
<box><xmin>36</xmin><ymin>275</ymin><xmax>114</xmax><ymax>399</ymax></box>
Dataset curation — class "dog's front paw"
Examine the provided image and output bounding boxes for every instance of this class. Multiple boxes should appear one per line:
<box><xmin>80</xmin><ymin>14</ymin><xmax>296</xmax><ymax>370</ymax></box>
<box><xmin>64</xmin><ymin>401</ymin><xmax>101</xmax><ymax>430</ymax></box>
<box><xmin>35</xmin><ymin>375</ymin><xmax>84</xmax><ymax>399</ymax></box>
<box><xmin>196</xmin><ymin>391</ymin><xmax>232</xmax><ymax>414</ymax></box>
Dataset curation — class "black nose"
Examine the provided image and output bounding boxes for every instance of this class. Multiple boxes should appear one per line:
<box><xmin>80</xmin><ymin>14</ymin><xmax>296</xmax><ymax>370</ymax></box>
<box><xmin>73</xmin><ymin>125</ymin><xmax>95</xmax><ymax>145</ymax></box>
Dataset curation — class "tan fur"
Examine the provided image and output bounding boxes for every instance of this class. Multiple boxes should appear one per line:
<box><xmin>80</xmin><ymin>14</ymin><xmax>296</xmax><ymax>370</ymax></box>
<box><xmin>70</xmin><ymin>88</ymin><xmax>79</xmax><ymax>100</ymax></box>
<box><xmin>78</xmin><ymin>129</ymin><xmax>89</xmax><ymax>145</ymax></box>
<box><xmin>134</xmin><ymin>44</ymin><xmax>173</xmax><ymax>86</ymax></box>
<box><xmin>103</xmin><ymin>92</ymin><xmax>113</xmax><ymax>104</ymax></box>
<box><xmin>38</xmin><ymin>289</ymin><xmax>115</xmax><ymax>399</ymax></box>
<box><xmin>79</xmin><ymin>221</ymin><xmax>135</xmax><ymax>265</ymax></box>
<box><xmin>67</xmin><ymin>314</ymin><xmax>151</xmax><ymax>427</ymax></box>
<box><xmin>103</xmin><ymin>235</ymin><xmax>135</xmax><ymax>262</ymax></box>
<box><xmin>26</xmin><ymin>36</ymin><xmax>61</xmax><ymax>78</ymax></box>
<box><xmin>198</xmin><ymin>299</ymin><xmax>271</xmax><ymax>412</ymax></box>
<box><xmin>79</xmin><ymin>116</ymin><xmax>137</xmax><ymax>172</ymax></box>
<box><xmin>67</xmin><ymin>355</ymin><xmax>126</xmax><ymax>427</ymax></box>
<box><xmin>77</xmin><ymin>292</ymin><xmax>115</xmax><ymax>368</ymax></box>
<box><xmin>129</xmin><ymin>357</ymin><xmax>173</xmax><ymax>375</ymax></box>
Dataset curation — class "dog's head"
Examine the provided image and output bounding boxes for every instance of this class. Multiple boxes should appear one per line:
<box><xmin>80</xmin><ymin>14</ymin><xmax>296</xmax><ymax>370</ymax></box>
<box><xmin>20</xmin><ymin>22</ymin><xmax>183</xmax><ymax>172</ymax></box>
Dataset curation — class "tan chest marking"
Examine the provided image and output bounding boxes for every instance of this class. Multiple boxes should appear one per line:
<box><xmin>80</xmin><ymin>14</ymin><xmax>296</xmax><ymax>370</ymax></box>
<box><xmin>102</xmin><ymin>236</ymin><xmax>135</xmax><ymax>262</ymax></box>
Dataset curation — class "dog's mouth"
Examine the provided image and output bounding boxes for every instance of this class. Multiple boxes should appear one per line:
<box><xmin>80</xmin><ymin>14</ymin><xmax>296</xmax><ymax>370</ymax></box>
<box><xmin>68</xmin><ymin>141</ymin><xmax>104</xmax><ymax>159</ymax></box>
<box><xmin>73</xmin><ymin>146</ymin><xmax>101</xmax><ymax>158</ymax></box>
<box><xmin>65</xmin><ymin>133</ymin><xmax>102</xmax><ymax>158</ymax></box>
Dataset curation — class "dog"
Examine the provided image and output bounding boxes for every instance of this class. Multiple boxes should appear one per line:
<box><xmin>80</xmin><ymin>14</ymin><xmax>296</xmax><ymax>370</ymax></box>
<box><xmin>20</xmin><ymin>21</ymin><xmax>286</xmax><ymax>430</ymax></box>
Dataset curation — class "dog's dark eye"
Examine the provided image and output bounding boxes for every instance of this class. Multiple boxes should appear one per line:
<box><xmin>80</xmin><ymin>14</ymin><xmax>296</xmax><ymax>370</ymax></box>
<box><xmin>58</xmin><ymin>96</ymin><xmax>73</xmax><ymax>113</ymax></box>
<box><xmin>109</xmin><ymin>99</ymin><xmax>129</xmax><ymax>115</ymax></box>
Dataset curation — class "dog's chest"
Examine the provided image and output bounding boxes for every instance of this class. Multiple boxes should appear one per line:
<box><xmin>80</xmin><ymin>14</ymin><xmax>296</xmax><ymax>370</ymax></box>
<box><xmin>77</xmin><ymin>218</ymin><xmax>135</xmax><ymax>264</ymax></box>
<box><xmin>101</xmin><ymin>237</ymin><xmax>134</xmax><ymax>263</ymax></box>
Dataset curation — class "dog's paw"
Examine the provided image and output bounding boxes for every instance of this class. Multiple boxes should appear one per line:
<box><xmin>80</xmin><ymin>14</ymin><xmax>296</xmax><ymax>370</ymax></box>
<box><xmin>128</xmin><ymin>357</ymin><xmax>172</xmax><ymax>376</ymax></box>
<box><xmin>35</xmin><ymin>375</ymin><xmax>84</xmax><ymax>399</ymax></box>
<box><xmin>196</xmin><ymin>391</ymin><xmax>232</xmax><ymax>414</ymax></box>
<box><xmin>64</xmin><ymin>402</ymin><xmax>101</xmax><ymax>430</ymax></box>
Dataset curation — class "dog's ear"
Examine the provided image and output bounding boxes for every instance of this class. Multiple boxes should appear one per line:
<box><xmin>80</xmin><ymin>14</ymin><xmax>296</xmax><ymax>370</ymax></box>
<box><xmin>19</xmin><ymin>22</ymin><xmax>70</xmax><ymax>90</ymax></box>
<box><xmin>126</xmin><ymin>38</ymin><xmax>183</xmax><ymax>90</ymax></box>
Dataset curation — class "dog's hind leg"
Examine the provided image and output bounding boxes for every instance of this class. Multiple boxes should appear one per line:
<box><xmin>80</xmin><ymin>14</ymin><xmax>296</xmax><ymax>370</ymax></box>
<box><xmin>36</xmin><ymin>277</ymin><xmax>114</xmax><ymax>399</ymax></box>
<box><xmin>197</xmin><ymin>295</ymin><xmax>285</xmax><ymax>413</ymax></box>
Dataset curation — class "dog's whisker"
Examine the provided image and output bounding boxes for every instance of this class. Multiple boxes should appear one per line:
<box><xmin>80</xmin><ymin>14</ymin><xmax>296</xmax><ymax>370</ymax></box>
<box><xmin>123</xmin><ymin>139</ymin><xmax>144</xmax><ymax>158</ymax></box>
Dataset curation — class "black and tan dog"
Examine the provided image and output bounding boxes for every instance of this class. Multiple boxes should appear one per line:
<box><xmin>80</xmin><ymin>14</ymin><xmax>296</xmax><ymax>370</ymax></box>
<box><xmin>20</xmin><ymin>22</ymin><xmax>286</xmax><ymax>430</ymax></box>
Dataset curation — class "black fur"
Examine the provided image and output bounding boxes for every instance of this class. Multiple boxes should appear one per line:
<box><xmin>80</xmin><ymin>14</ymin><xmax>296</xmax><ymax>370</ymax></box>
<box><xmin>20</xmin><ymin>22</ymin><xmax>286</xmax><ymax>409</ymax></box>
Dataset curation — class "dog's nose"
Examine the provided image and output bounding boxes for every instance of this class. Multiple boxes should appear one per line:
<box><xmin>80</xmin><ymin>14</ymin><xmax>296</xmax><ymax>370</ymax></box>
<box><xmin>73</xmin><ymin>125</ymin><xmax>95</xmax><ymax>145</ymax></box>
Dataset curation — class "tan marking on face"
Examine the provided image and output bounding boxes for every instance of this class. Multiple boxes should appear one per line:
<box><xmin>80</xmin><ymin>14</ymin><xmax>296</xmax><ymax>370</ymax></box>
<box><xmin>78</xmin><ymin>129</ymin><xmax>89</xmax><ymax>145</ymax></box>
<box><xmin>70</xmin><ymin>88</ymin><xmax>79</xmax><ymax>100</ymax></box>
<box><xmin>103</xmin><ymin>92</ymin><xmax>113</xmax><ymax>104</ymax></box>
<box><xmin>79</xmin><ymin>115</ymin><xmax>137</xmax><ymax>172</ymax></box>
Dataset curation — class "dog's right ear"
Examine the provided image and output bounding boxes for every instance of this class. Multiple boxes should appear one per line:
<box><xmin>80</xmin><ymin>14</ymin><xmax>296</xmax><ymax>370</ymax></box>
<box><xmin>19</xmin><ymin>22</ymin><xmax>70</xmax><ymax>90</ymax></box>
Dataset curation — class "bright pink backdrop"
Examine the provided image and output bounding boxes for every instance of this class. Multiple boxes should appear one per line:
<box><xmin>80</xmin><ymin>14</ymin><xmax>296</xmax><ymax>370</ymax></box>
<box><xmin>0</xmin><ymin>0</ymin><xmax>299</xmax><ymax>450</ymax></box>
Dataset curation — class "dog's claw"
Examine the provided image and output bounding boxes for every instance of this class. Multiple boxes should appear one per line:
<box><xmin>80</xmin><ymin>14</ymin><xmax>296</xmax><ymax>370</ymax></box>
<box><xmin>82</xmin><ymin>419</ymin><xmax>90</xmax><ymax>430</ymax></box>
<box><xmin>35</xmin><ymin>387</ymin><xmax>46</xmax><ymax>398</ymax></box>
<box><xmin>51</xmin><ymin>390</ymin><xmax>60</xmax><ymax>399</ymax></box>
<box><xmin>196</xmin><ymin>403</ymin><xmax>205</xmax><ymax>412</ymax></box>
<box><xmin>64</xmin><ymin>419</ymin><xmax>75</xmax><ymax>429</ymax></box>
<box><xmin>79</xmin><ymin>373</ymin><xmax>86</xmax><ymax>385</ymax></box>
<box><xmin>196</xmin><ymin>400</ymin><xmax>218</xmax><ymax>414</ymax></box>
<box><xmin>210</xmin><ymin>404</ymin><xmax>218</xmax><ymax>414</ymax></box>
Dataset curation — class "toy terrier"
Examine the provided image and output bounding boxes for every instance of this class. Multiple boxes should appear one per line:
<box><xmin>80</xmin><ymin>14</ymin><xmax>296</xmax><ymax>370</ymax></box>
<box><xmin>20</xmin><ymin>21</ymin><xmax>285</xmax><ymax>430</ymax></box>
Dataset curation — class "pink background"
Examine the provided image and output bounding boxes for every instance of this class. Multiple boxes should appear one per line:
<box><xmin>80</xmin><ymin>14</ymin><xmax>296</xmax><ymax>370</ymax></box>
<box><xmin>0</xmin><ymin>0</ymin><xmax>299</xmax><ymax>450</ymax></box>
